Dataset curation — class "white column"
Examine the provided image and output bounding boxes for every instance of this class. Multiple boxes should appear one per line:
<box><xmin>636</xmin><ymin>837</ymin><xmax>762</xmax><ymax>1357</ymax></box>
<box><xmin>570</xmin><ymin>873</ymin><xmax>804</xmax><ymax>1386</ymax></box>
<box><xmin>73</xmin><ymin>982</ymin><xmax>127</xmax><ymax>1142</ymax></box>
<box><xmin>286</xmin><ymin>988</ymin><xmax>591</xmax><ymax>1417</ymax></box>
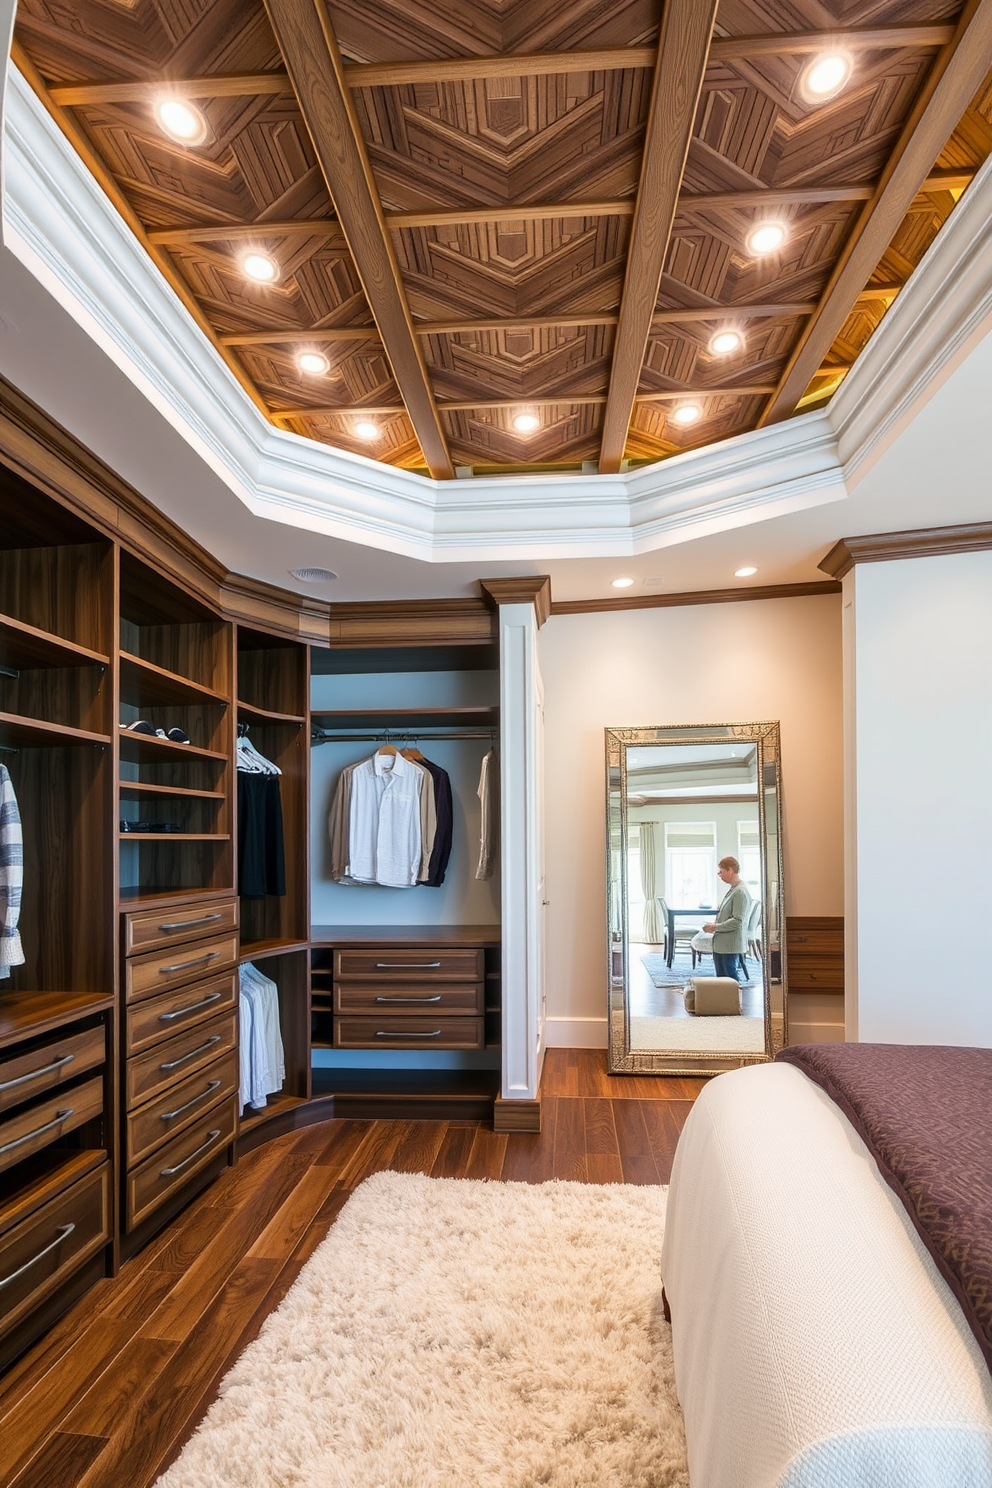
<box><xmin>845</xmin><ymin>549</ymin><xmax>992</xmax><ymax>1045</ymax></box>
<box><xmin>498</xmin><ymin>601</ymin><xmax>545</xmax><ymax>1101</ymax></box>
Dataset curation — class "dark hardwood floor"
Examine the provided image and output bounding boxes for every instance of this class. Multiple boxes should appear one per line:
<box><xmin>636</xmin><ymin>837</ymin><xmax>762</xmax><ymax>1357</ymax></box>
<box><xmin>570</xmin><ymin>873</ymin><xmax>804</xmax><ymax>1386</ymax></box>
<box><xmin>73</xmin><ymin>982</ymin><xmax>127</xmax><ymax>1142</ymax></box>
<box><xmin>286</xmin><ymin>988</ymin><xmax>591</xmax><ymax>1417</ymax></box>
<box><xmin>0</xmin><ymin>1051</ymin><xmax>705</xmax><ymax>1488</ymax></box>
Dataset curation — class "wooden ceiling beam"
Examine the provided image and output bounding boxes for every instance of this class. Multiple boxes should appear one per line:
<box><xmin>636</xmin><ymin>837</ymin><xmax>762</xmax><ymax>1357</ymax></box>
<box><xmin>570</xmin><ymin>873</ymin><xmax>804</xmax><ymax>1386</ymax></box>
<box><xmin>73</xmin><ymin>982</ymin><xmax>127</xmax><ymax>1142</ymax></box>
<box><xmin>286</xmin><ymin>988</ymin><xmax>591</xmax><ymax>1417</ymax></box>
<box><xmin>269</xmin><ymin>387</ymin><xmax>775</xmax><ymax>417</ymax></box>
<box><xmin>262</xmin><ymin>0</ymin><xmax>453</xmax><ymax>478</ymax></box>
<box><xmin>47</xmin><ymin>25</ymin><xmax>955</xmax><ymax>109</ymax></box>
<box><xmin>598</xmin><ymin>0</ymin><xmax>720</xmax><ymax>474</ymax></box>
<box><xmin>224</xmin><ymin>304</ymin><xmax>816</xmax><ymax>347</ymax></box>
<box><xmin>145</xmin><ymin>168</ymin><xmax>972</xmax><ymax>248</ymax></box>
<box><xmin>341</xmin><ymin>27</ymin><xmax>954</xmax><ymax>89</ymax></box>
<box><xmin>759</xmin><ymin>0</ymin><xmax>992</xmax><ymax>429</ymax></box>
<box><xmin>49</xmin><ymin>73</ymin><xmax>293</xmax><ymax>107</ymax></box>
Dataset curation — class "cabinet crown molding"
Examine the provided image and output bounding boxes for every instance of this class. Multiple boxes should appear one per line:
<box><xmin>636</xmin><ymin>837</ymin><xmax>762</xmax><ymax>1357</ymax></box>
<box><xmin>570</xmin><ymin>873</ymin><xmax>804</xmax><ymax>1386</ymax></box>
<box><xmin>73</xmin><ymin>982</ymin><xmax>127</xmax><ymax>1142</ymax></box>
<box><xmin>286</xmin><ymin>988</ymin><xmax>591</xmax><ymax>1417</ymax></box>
<box><xmin>479</xmin><ymin>577</ymin><xmax>552</xmax><ymax>626</ymax></box>
<box><xmin>819</xmin><ymin>520</ymin><xmax>992</xmax><ymax>577</ymax></box>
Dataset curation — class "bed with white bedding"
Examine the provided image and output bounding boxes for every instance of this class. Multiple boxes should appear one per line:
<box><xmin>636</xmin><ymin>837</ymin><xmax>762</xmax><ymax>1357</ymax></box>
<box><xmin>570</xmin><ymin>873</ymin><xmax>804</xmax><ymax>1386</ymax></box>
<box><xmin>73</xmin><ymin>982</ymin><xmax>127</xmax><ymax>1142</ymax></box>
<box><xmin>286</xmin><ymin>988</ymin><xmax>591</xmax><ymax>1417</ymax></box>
<box><xmin>660</xmin><ymin>1060</ymin><xmax>992</xmax><ymax>1488</ymax></box>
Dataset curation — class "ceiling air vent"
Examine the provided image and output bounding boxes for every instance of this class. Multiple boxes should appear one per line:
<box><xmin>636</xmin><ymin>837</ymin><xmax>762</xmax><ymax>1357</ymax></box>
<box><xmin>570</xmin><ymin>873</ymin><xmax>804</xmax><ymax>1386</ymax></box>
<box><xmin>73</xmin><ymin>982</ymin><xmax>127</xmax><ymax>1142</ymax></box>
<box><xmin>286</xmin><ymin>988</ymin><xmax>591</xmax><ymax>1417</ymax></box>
<box><xmin>290</xmin><ymin>567</ymin><xmax>338</xmax><ymax>583</ymax></box>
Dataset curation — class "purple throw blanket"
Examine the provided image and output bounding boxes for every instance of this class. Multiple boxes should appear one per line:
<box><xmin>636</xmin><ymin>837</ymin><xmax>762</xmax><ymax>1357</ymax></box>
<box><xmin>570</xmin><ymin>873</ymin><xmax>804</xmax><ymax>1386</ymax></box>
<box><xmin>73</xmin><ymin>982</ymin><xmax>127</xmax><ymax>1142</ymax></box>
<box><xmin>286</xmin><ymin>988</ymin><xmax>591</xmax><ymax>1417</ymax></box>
<box><xmin>776</xmin><ymin>1042</ymin><xmax>992</xmax><ymax>1372</ymax></box>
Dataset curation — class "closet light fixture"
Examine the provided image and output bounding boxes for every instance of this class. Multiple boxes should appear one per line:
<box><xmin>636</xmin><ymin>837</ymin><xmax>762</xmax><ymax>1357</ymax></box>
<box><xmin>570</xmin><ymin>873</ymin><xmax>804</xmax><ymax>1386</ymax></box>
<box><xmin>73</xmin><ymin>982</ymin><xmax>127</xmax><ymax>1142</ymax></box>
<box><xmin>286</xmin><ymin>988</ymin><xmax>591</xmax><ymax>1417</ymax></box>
<box><xmin>802</xmin><ymin>54</ymin><xmax>852</xmax><ymax>101</ymax></box>
<box><xmin>735</xmin><ymin>566</ymin><xmax>758</xmax><ymax>578</ymax></box>
<box><xmin>241</xmin><ymin>252</ymin><xmax>279</xmax><ymax>284</ymax></box>
<box><xmin>672</xmin><ymin>403</ymin><xmax>702</xmax><ymax>426</ymax></box>
<box><xmin>512</xmin><ymin>412</ymin><xmax>540</xmax><ymax>433</ymax></box>
<box><xmin>611</xmin><ymin>577</ymin><xmax>635</xmax><ymax>589</ymax></box>
<box><xmin>155</xmin><ymin>98</ymin><xmax>208</xmax><ymax>146</ymax></box>
<box><xmin>297</xmin><ymin>350</ymin><xmax>330</xmax><ymax>376</ymax></box>
<box><xmin>709</xmin><ymin>329</ymin><xmax>743</xmax><ymax>357</ymax></box>
<box><xmin>354</xmin><ymin>420</ymin><xmax>380</xmax><ymax>440</ymax></box>
<box><xmin>745</xmin><ymin>222</ymin><xmax>787</xmax><ymax>256</ymax></box>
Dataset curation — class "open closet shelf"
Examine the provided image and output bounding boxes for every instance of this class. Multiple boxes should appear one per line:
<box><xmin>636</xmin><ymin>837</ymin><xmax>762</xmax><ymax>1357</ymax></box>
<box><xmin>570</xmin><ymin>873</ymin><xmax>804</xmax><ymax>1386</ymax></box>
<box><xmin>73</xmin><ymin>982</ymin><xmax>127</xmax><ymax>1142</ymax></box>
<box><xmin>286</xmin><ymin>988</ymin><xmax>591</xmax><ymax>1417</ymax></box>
<box><xmin>119</xmin><ymin>781</ymin><xmax>225</xmax><ymax>801</ymax></box>
<box><xmin>239</xmin><ymin>1093</ymin><xmax>307</xmax><ymax>1136</ymax></box>
<box><xmin>239</xmin><ymin>938</ymin><xmax>310</xmax><ymax>963</ymax></box>
<box><xmin>0</xmin><ymin>989</ymin><xmax>115</xmax><ymax>1049</ymax></box>
<box><xmin>0</xmin><ymin>713</ymin><xmax>112</xmax><ymax>750</ymax></box>
<box><xmin>119</xmin><ymin>651</ymin><xmax>229</xmax><ymax>708</ymax></box>
<box><xmin>311</xmin><ymin>705</ymin><xmax>499</xmax><ymax>730</ymax></box>
<box><xmin>118</xmin><ymin>831</ymin><xmax>231</xmax><ymax>841</ymax></box>
<box><xmin>0</xmin><ymin>614</ymin><xmax>110</xmax><ymax>672</ymax></box>
<box><xmin>237</xmin><ymin>699</ymin><xmax>305</xmax><ymax>725</ymax></box>
<box><xmin>118</xmin><ymin>885</ymin><xmax>236</xmax><ymax>909</ymax></box>
<box><xmin>118</xmin><ymin>727</ymin><xmax>227</xmax><ymax>764</ymax></box>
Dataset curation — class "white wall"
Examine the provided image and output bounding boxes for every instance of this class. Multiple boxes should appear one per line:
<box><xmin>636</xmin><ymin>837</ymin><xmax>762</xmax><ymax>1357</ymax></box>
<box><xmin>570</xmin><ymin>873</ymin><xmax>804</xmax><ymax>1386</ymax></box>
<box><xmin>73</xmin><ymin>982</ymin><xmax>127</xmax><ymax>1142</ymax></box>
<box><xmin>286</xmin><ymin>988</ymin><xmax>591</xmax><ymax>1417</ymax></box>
<box><xmin>846</xmin><ymin>550</ymin><xmax>992</xmax><ymax>1045</ymax></box>
<box><xmin>539</xmin><ymin>594</ymin><xmax>843</xmax><ymax>1047</ymax></box>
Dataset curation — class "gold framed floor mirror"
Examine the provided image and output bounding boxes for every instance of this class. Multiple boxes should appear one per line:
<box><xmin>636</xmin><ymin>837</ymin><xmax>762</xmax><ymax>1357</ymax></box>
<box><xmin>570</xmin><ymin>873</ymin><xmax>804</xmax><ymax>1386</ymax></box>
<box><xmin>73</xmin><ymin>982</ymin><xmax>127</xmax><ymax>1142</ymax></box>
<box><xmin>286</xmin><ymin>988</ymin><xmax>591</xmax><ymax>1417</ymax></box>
<box><xmin>606</xmin><ymin>721</ymin><xmax>787</xmax><ymax>1075</ymax></box>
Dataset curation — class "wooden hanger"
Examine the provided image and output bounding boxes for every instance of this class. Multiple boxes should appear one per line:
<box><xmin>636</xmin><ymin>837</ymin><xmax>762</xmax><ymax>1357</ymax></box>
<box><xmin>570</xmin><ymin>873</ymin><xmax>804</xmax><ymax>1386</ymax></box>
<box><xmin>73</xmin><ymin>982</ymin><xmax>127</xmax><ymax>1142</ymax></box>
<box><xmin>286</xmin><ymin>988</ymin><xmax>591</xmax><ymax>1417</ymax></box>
<box><xmin>401</xmin><ymin>746</ymin><xmax>425</xmax><ymax>762</ymax></box>
<box><xmin>377</xmin><ymin>742</ymin><xmax>398</xmax><ymax>757</ymax></box>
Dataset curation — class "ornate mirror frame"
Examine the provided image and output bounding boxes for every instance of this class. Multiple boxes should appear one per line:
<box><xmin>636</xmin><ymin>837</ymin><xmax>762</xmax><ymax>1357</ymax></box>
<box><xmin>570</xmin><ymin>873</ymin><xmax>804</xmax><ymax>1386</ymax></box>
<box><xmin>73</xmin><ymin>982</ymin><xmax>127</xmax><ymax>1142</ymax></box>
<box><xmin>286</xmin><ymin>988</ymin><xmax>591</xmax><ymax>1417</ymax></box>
<box><xmin>606</xmin><ymin>721</ymin><xmax>787</xmax><ymax>1076</ymax></box>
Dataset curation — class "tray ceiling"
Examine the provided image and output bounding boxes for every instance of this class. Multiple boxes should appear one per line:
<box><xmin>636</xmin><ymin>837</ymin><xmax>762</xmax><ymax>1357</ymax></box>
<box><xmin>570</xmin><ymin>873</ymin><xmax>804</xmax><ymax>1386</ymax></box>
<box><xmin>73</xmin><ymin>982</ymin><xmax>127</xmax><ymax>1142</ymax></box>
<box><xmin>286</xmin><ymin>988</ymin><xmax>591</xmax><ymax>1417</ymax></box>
<box><xmin>11</xmin><ymin>0</ymin><xmax>992</xmax><ymax>481</ymax></box>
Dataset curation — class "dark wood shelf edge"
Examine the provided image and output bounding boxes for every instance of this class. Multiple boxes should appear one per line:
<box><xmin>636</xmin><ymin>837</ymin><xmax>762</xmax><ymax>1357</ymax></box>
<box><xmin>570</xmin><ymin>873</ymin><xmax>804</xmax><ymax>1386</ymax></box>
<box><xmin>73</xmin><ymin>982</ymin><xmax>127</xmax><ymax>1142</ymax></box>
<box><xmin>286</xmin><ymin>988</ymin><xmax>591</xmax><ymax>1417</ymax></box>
<box><xmin>0</xmin><ymin>614</ymin><xmax>110</xmax><ymax>669</ymax></box>
<box><xmin>237</xmin><ymin>700</ymin><xmax>306</xmax><ymax>724</ymax></box>
<box><xmin>119</xmin><ymin>650</ymin><xmax>229</xmax><ymax>703</ymax></box>
<box><xmin>0</xmin><ymin>991</ymin><xmax>115</xmax><ymax>1049</ymax></box>
<box><xmin>309</xmin><ymin>924</ymin><xmax>501</xmax><ymax>946</ymax></box>
<box><xmin>239</xmin><ymin>939</ymin><xmax>310</xmax><ymax>963</ymax></box>
<box><xmin>117</xmin><ymin>886</ymin><xmax>238</xmax><ymax>911</ymax></box>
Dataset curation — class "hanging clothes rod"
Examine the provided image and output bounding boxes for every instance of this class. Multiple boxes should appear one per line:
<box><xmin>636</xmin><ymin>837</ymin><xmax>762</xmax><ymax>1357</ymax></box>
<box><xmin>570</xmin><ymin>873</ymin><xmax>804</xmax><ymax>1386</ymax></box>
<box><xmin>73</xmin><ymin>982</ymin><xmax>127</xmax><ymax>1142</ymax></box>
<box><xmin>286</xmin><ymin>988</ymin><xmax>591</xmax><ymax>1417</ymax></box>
<box><xmin>311</xmin><ymin>728</ymin><xmax>495</xmax><ymax>745</ymax></box>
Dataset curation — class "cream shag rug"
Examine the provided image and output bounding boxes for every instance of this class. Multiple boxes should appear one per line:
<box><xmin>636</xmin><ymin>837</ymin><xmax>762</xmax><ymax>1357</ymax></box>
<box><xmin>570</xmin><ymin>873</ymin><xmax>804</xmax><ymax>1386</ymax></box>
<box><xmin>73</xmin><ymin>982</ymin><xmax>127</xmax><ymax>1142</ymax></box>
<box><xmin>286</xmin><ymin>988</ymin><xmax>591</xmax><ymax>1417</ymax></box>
<box><xmin>154</xmin><ymin>1172</ymin><xmax>688</xmax><ymax>1488</ymax></box>
<box><xmin>630</xmin><ymin>1012</ymin><xmax>765</xmax><ymax>1053</ymax></box>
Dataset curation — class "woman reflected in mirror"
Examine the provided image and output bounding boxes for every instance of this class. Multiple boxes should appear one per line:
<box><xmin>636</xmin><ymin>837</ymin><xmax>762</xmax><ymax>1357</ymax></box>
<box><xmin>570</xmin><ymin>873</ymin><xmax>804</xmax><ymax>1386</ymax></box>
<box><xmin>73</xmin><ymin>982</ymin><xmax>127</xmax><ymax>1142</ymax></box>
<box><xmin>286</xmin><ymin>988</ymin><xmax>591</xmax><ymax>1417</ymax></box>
<box><xmin>703</xmin><ymin>856</ymin><xmax>753</xmax><ymax>983</ymax></box>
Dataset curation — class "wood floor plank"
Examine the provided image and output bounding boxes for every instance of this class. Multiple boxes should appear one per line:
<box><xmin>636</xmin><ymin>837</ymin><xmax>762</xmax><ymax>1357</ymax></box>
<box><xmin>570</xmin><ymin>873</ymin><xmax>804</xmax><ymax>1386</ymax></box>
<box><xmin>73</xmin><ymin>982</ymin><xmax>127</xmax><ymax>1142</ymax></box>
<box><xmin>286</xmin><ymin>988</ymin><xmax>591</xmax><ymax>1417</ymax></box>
<box><xmin>72</xmin><ymin>1257</ymin><xmax>282</xmax><ymax>1488</ymax></box>
<box><xmin>552</xmin><ymin>1097</ymin><xmax>588</xmax><ymax>1181</ymax></box>
<box><xmin>638</xmin><ymin>1099</ymin><xmax>694</xmax><ymax>1184</ymax></box>
<box><xmin>462</xmin><ymin>1126</ymin><xmax>508</xmax><ymax>1179</ymax></box>
<box><xmin>612</xmin><ymin>1101</ymin><xmax>663</xmax><ymax>1185</ymax></box>
<box><xmin>499</xmin><ymin>1098</ymin><xmax>558</xmax><ymax>1184</ymax></box>
<box><xmin>246</xmin><ymin>1162</ymin><xmax>343</xmax><ymax>1264</ymax></box>
<box><xmin>430</xmin><ymin>1123</ymin><xmax>478</xmax><ymax>1178</ymax></box>
<box><xmin>58</xmin><ymin>1336</ymin><xmax>179</xmax><ymax>1438</ymax></box>
<box><xmin>387</xmin><ymin>1120</ymin><xmax>447</xmax><ymax>1175</ymax></box>
<box><xmin>310</xmin><ymin>1117</ymin><xmax>379</xmax><ymax>1171</ymax></box>
<box><xmin>582</xmin><ymin>1097</ymin><xmax>624</xmax><ymax>1185</ymax></box>
<box><xmin>9</xmin><ymin>1431</ymin><xmax>106</xmax><ymax>1488</ymax></box>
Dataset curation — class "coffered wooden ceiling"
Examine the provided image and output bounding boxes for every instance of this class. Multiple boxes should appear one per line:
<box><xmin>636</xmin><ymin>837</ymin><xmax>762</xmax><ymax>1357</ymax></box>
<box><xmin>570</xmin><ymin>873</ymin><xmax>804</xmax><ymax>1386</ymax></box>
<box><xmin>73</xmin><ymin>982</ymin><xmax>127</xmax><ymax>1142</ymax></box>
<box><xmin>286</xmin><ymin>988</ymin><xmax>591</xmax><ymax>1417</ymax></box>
<box><xmin>11</xmin><ymin>0</ymin><xmax>992</xmax><ymax>480</ymax></box>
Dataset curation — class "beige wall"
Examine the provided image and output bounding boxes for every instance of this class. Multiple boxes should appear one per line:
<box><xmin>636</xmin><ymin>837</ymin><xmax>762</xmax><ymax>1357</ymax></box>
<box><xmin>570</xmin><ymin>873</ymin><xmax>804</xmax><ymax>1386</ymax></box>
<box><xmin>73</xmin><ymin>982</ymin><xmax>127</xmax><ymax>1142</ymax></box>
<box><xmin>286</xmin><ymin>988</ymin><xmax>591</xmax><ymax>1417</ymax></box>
<box><xmin>538</xmin><ymin>594</ymin><xmax>844</xmax><ymax>1047</ymax></box>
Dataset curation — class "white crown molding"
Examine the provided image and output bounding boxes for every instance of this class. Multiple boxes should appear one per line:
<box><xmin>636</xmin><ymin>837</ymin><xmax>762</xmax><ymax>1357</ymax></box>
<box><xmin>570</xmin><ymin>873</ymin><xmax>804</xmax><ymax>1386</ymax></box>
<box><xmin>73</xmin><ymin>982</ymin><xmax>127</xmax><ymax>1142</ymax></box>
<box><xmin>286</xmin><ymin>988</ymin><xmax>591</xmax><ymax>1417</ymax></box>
<box><xmin>3</xmin><ymin>60</ymin><xmax>991</xmax><ymax>563</ymax></box>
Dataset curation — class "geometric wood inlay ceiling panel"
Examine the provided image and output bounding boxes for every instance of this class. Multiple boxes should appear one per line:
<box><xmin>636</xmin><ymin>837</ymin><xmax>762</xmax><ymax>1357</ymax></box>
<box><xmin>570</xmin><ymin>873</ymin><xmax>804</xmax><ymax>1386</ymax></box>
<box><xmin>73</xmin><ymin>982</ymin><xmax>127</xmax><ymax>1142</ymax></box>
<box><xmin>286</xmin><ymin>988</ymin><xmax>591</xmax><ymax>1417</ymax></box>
<box><xmin>12</xmin><ymin>0</ymin><xmax>992</xmax><ymax>479</ymax></box>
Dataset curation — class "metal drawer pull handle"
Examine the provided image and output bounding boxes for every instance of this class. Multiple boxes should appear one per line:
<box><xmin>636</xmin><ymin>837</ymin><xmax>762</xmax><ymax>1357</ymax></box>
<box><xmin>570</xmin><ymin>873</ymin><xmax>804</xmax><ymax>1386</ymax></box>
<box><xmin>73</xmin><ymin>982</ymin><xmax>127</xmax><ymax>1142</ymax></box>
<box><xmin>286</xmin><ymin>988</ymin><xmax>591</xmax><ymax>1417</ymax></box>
<box><xmin>0</xmin><ymin>1224</ymin><xmax>75</xmax><ymax>1292</ymax></box>
<box><xmin>0</xmin><ymin>1108</ymin><xmax>73</xmax><ymax>1156</ymax></box>
<box><xmin>373</xmin><ymin>961</ymin><xmax>442</xmax><ymax>969</ymax></box>
<box><xmin>158</xmin><ymin>913</ymin><xmax>223</xmax><ymax>932</ymax></box>
<box><xmin>374</xmin><ymin>995</ymin><xmax>442</xmax><ymax>1004</ymax></box>
<box><xmin>0</xmin><ymin>1053</ymin><xmax>74</xmax><ymax>1092</ymax></box>
<box><xmin>158</xmin><ymin>991</ymin><xmax>222</xmax><ymax>1022</ymax></box>
<box><xmin>160</xmin><ymin>1129</ymin><xmax>222</xmax><ymax>1177</ymax></box>
<box><xmin>375</xmin><ymin>1029</ymin><xmax>442</xmax><ymax>1038</ymax></box>
<box><xmin>160</xmin><ymin>1079</ymin><xmax>222</xmax><ymax>1121</ymax></box>
<box><xmin>158</xmin><ymin>951</ymin><xmax>220</xmax><ymax>975</ymax></box>
<box><xmin>160</xmin><ymin>1035</ymin><xmax>221</xmax><ymax>1071</ymax></box>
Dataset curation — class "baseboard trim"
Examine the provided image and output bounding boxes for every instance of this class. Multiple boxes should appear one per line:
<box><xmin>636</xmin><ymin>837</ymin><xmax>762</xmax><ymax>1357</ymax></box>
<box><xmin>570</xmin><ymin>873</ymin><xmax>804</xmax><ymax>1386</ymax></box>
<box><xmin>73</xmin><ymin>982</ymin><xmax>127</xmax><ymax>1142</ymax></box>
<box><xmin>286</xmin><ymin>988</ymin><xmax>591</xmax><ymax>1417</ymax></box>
<box><xmin>544</xmin><ymin>1016</ymin><xmax>608</xmax><ymax>1049</ymax></box>
<box><xmin>493</xmin><ymin>1096</ymin><xmax>542</xmax><ymax>1133</ymax></box>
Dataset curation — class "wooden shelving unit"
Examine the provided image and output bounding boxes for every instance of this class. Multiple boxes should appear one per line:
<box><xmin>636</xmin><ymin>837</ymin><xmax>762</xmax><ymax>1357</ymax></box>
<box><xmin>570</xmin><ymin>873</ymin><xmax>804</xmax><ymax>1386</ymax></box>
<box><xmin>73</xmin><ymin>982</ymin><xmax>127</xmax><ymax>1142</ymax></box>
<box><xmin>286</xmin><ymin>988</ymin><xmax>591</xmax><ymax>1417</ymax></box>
<box><xmin>119</xmin><ymin>651</ymin><xmax>229</xmax><ymax>708</ymax></box>
<box><xmin>0</xmin><ymin>614</ymin><xmax>109</xmax><ymax>672</ymax></box>
<box><xmin>311</xmin><ymin>705</ymin><xmax>499</xmax><ymax>731</ymax></box>
<box><xmin>0</xmin><ymin>714</ymin><xmax>112</xmax><ymax>750</ymax></box>
<box><xmin>118</xmin><ymin>728</ymin><xmax>227</xmax><ymax>764</ymax></box>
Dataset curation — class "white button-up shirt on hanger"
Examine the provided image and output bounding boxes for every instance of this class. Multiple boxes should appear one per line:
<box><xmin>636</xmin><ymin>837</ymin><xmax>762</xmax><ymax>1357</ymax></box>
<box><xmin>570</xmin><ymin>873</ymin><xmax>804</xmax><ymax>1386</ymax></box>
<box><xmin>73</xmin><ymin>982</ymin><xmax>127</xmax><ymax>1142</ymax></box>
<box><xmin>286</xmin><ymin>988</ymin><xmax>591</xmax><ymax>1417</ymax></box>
<box><xmin>347</xmin><ymin>750</ymin><xmax>423</xmax><ymax>888</ymax></box>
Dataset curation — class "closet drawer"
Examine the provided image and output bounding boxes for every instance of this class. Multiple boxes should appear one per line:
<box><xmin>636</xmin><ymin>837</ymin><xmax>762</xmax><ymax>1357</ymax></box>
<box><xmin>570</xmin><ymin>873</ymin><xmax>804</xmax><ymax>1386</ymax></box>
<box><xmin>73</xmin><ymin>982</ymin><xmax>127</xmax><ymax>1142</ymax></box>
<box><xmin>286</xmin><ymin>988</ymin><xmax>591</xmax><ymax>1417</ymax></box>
<box><xmin>334</xmin><ymin>948</ymin><xmax>484</xmax><ymax>982</ymax></box>
<box><xmin>0</xmin><ymin>1162</ymin><xmax>110</xmax><ymax>1341</ymax></box>
<box><xmin>0</xmin><ymin>1077</ymin><xmax>104</xmax><ymax>1176</ymax></box>
<box><xmin>126</xmin><ymin>931</ymin><xmax>239</xmax><ymax>1004</ymax></box>
<box><xmin>0</xmin><ymin>1026</ymin><xmax>105</xmax><ymax>1116</ymax></box>
<box><xmin>334</xmin><ymin>982</ymin><xmax>483</xmax><ymax>1015</ymax></box>
<box><xmin>124</xmin><ymin>896</ymin><xmax>239</xmax><ymax>957</ymax></box>
<box><xmin>126</xmin><ymin>1009</ymin><xmax>238</xmax><ymax>1110</ymax></box>
<box><xmin>334</xmin><ymin>1016</ymin><xmax>484</xmax><ymax>1050</ymax></box>
<box><xmin>127</xmin><ymin>971</ymin><xmax>238</xmax><ymax>1056</ymax></box>
<box><xmin>127</xmin><ymin>1094</ymin><xmax>236</xmax><ymax>1230</ymax></box>
<box><xmin>126</xmin><ymin>1049</ymin><xmax>239</xmax><ymax>1169</ymax></box>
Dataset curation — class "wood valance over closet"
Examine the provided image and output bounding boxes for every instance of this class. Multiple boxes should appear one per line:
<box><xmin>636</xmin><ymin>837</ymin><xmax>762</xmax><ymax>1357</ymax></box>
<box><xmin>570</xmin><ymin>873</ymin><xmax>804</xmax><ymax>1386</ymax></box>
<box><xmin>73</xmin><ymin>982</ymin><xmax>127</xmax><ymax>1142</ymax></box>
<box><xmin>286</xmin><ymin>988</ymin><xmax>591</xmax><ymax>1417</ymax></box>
<box><xmin>0</xmin><ymin>374</ymin><xmax>543</xmax><ymax>1369</ymax></box>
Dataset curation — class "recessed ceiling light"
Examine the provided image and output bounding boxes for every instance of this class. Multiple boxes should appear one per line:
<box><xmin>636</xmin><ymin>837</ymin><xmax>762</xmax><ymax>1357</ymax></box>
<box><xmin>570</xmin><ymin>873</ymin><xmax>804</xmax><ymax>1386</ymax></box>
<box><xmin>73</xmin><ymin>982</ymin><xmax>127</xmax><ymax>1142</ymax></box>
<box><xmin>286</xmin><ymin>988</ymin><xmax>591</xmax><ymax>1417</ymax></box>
<box><xmin>155</xmin><ymin>98</ymin><xmax>207</xmax><ymax>145</ymax></box>
<box><xmin>745</xmin><ymin>222</ymin><xmax>787</xmax><ymax>256</ymax></box>
<box><xmin>802</xmin><ymin>54</ymin><xmax>852</xmax><ymax>101</ymax></box>
<box><xmin>297</xmin><ymin>350</ymin><xmax>330</xmax><ymax>376</ymax></box>
<box><xmin>513</xmin><ymin>412</ymin><xmax>540</xmax><ymax>433</ymax></box>
<box><xmin>611</xmin><ymin>577</ymin><xmax>635</xmax><ymax>589</ymax></box>
<box><xmin>709</xmin><ymin>329</ymin><xmax>743</xmax><ymax>357</ymax></box>
<box><xmin>735</xmin><ymin>566</ymin><xmax>758</xmax><ymax>578</ymax></box>
<box><xmin>354</xmin><ymin>420</ymin><xmax>380</xmax><ymax>440</ymax></box>
<box><xmin>672</xmin><ymin>403</ymin><xmax>702</xmax><ymax>426</ymax></box>
<box><xmin>241</xmin><ymin>252</ymin><xmax>279</xmax><ymax>284</ymax></box>
<box><xmin>290</xmin><ymin>566</ymin><xmax>338</xmax><ymax>582</ymax></box>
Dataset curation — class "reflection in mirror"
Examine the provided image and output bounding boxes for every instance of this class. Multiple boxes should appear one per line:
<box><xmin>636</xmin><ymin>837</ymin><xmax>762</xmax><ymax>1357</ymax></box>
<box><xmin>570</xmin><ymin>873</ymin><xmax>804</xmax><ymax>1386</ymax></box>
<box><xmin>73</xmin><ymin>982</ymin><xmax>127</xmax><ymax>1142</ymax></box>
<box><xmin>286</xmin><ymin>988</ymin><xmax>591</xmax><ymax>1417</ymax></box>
<box><xmin>606</xmin><ymin>723</ymin><xmax>786</xmax><ymax>1075</ymax></box>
